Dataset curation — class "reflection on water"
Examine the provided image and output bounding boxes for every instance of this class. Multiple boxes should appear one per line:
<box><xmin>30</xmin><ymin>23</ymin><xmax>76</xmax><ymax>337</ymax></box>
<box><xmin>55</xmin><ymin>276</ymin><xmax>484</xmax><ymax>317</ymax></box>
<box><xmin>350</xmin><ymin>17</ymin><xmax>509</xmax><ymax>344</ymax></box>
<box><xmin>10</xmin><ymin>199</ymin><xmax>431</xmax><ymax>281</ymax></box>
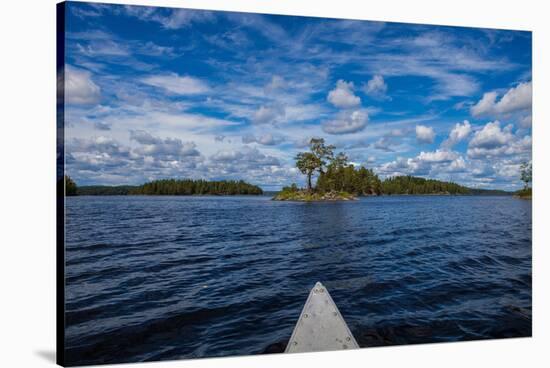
<box><xmin>65</xmin><ymin>195</ymin><xmax>531</xmax><ymax>365</ymax></box>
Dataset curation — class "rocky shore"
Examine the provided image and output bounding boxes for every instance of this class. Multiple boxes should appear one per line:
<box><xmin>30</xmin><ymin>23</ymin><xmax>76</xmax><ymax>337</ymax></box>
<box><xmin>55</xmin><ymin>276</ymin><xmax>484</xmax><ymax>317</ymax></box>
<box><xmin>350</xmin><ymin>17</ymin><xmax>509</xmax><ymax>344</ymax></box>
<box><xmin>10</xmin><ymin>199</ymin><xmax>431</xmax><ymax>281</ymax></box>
<box><xmin>272</xmin><ymin>190</ymin><xmax>357</xmax><ymax>202</ymax></box>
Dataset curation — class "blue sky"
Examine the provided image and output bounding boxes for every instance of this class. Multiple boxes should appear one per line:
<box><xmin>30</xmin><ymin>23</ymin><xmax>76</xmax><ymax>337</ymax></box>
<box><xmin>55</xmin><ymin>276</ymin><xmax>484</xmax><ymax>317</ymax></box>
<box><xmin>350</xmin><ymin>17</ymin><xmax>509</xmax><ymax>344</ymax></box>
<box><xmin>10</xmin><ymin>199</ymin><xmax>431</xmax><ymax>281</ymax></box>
<box><xmin>63</xmin><ymin>2</ymin><xmax>532</xmax><ymax>190</ymax></box>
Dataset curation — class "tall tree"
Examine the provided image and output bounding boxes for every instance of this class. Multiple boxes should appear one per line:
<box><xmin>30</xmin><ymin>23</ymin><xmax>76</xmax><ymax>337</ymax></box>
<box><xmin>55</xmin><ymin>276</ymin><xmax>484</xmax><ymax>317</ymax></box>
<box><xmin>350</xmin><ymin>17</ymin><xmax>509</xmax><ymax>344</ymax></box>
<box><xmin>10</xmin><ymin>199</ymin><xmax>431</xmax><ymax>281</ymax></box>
<box><xmin>330</xmin><ymin>152</ymin><xmax>348</xmax><ymax>169</ymax></box>
<box><xmin>520</xmin><ymin>161</ymin><xmax>532</xmax><ymax>190</ymax></box>
<box><xmin>309</xmin><ymin>138</ymin><xmax>335</xmax><ymax>175</ymax></box>
<box><xmin>295</xmin><ymin>138</ymin><xmax>336</xmax><ymax>191</ymax></box>
<box><xmin>296</xmin><ymin>152</ymin><xmax>320</xmax><ymax>191</ymax></box>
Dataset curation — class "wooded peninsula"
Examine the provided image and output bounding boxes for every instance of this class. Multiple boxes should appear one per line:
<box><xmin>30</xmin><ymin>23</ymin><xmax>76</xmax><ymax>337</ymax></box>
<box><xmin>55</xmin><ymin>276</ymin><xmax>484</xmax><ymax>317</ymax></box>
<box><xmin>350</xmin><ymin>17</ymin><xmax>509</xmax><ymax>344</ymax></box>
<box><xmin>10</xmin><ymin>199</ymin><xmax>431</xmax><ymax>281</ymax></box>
<box><xmin>65</xmin><ymin>178</ymin><xmax>263</xmax><ymax>196</ymax></box>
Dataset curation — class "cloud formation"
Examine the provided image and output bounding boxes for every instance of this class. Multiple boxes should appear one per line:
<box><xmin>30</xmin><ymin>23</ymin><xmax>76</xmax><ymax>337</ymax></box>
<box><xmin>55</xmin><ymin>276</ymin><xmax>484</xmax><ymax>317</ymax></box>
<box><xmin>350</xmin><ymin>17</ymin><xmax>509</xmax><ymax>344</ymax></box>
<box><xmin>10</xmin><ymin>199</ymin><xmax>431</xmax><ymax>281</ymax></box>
<box><xmin>363</xmin><ymin>75</ymin><xmax>389</xmax><ymax>100</ymax></box>
<box><xmin>122</xmin><ymin>6</ymin><xmax>215</xmax><ymax>29</ymax></box>
<box><xmin>322</xmin><ymin>109</ymin><xmax>369</xmax><ymax>134</ymax></box>
<box><xmin>471</xmin><ymin>82</ymin><xmax>532</xmax><ymax>117</ymax></box>
<box><xmin>467</xmin><ymin>121</ymin><xmax>531</xmax><ymax>158</ymax></box>
<box><xmin>242</xmin><ymin>133</ymin><xmax>284</xmax><ymax>146</ymax></box>
<box><xmin>441</xmin><ymin>120</ymin><xmax>472</xmax><ymax>148</ymax></box>
<box><xmin>378</xmin><ymin>149</ymin><xmax>465</xmax><ymax>177</ymax></box>
<box><xmin>141</xmin><ymin>73</ymin><xmax>210</xmax><ymax>95</ymax></box>
<box><xmin>64</xmin><ymin>65</ymin><xmax>101</xmax><ymax>105</ymax></box>
<box><xmin>327</xmin><ymin>80</ymin><xmax>361</xmax><ymax>108</ymax></box>
<box><xmin>416</xmin><ymin>125</ymin><xmax>436</xmax><ymax>144</ymax></box>
<box><xmin>417</xmin><ymin>149</ymin><xmax>459</xmax><ymax>163</ymax></box>
<box><xmin>251</xmin><ymin>105</ymin><xmax>286</xmax><ymax>125</ymax></box>
<box><xmin>130</xmin><ymin>130</ymin><xmax>200</xmax><ymax>159</ymax></box>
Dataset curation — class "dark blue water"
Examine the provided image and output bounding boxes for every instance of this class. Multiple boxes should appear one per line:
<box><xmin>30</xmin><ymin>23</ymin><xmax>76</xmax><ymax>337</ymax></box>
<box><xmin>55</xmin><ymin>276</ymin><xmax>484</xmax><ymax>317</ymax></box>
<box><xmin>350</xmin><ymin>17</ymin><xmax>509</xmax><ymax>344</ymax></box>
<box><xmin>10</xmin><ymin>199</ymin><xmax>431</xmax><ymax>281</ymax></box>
<box><xmin>64</xmin><ymin>195</ymin><xmax>531</xmax><ymax>365</ymax></box>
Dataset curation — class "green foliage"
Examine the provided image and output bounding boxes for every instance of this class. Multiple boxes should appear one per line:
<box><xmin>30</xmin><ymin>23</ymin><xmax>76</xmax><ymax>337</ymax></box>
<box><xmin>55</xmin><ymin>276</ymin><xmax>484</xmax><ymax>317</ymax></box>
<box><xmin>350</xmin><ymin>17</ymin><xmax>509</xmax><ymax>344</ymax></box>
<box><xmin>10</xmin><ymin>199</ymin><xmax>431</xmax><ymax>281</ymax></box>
<box><xmin>62</xmin><ymin>178</ymin><xmax>263</xmax><ymax>196</ymax></box>
<box><xmin>280</xmin><ymin>183</ymin><xmax>299</xmax><ymax>193</ymax></box>
<box><xmin>331</xmin><ymin>152</ymin><xmax>349</xmax><ymax>169</ymax></box>
<box><xmin>309</xmin><ymin>138</ymin><xmax>335</xmax><ymax>173</ymax></box>
<box><xmin>65</xmin><ymin>175</ymin><xmax>77</xmax><ymax>196</ymax></box>
<box><xmin>77</xmin><ymin>185</ymin><xmax>137</xmax><ymax>195</ymax></box>
<box><xmin>381</xmin><ymin>176</ymin><xmax>470</xmax><ymax>195</ymax></box>
<box><xmin>317</xmin><ymin>165</ymin><xmax>382</xmax><ymax>196</ymax></box>
<box><xmin>515</xmin><ymin>187</ymin><xmax>532</xmax><ymax>199</ymax></box>
<box><xmin>468</xmin><ymin>188</ymin><xmax>512</xmax><ymax>196</ymax></box>
<box><xmin>295</xmin><ymin>152</ymin><xmax>320</xmax><ymax>191</ymax></box>
<box><xmin>273</xmin><ymin>186</ymin><xmax>304</xmax><ymax>201</ymax></box>
<box><xmin>520</xmin><ymin>161</ymin><xmax>532</xmax><ymax>189</ymax></box>
<box><xmin>130</xmin><ymin>179</ymin><xmax>263</xmax><ymax>195</ymax></box>
<box><xmin>293</xmin><ymin>138</ymin><xmax>477</xmax><ymax>197</ymax></box>
<box><xmin>295</xmin><ymin>138</ymin><xmax>335</xmax><ymax>191</ymax></box>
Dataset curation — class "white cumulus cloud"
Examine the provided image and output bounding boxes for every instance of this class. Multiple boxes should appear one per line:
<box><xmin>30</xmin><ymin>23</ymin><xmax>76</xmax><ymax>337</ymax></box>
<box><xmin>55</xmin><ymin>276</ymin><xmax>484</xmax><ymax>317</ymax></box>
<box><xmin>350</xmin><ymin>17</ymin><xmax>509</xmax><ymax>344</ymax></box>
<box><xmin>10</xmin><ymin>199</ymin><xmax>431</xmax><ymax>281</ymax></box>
<box><xmin>416</xmin><ymin>125</ymin><xmax>436</xmax><ymax>144</ymax></box>
<box><xmin>469</xmin><ymin>121</ymin><xmax>514</xmax><ymax>149</ymax></box>
<box><xmin>417</xmin><ymin>149</ymin><xmax>459</xmax><ymax>163</ymax></box>
<box><xmin>322</xmin><ymin>109</ymin><xmax>368</xmax><ymax>134</ymax></box>
<box><xmin>378</xmin><ymin>149</ymin><xmax>465</xmax><ymax>177</ymax></box>
<box><xmin>471</xmin><ymin>81</ymin><xmax>532</xmax><ymax>117</ymax></box>
<box><xmin>251</xmin><ymin>105</ymin><xmax>286</xmax><ymax>125</ymax></box>
<box><xmin>362</xmin><ymin>75</ymin><xmax>389</xmax><ymax>100</ymax></box>
<box><xmin>441</xmin><ymin>120</ymin><xmax>472</xmax><ymax>148</ymax></box>
<box><xmin>467</xmin><ymin>121</ymin><xmax>531</xmax><ymax>158</ymax></box>
<box><xmin>130</xmin><ymin>130</ymin><xmax>200</xmax><ymax>159</ymax></box>
<box><xmin>327</xmin><ymin>80</ymin><xmax>361</xmax><ymax>108</ymax></box>
<box><xmin>64</xmin><ymin>65</ymin><xmax>101</xmax><ymax>105</ymax></box>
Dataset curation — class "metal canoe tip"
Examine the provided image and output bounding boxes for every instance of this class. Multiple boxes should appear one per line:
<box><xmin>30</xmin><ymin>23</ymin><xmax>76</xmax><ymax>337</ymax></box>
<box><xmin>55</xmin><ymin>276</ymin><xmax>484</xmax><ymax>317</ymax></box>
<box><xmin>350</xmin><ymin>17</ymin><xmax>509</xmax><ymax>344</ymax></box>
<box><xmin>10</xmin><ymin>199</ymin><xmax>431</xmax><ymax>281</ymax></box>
<box><xmin>285</xmin><ymin>281</ymin><xmax>359</xmax><ymax>354</ymax></box>
<box><xmin>312</xmin><ymin>281</ymin><xmax>326</xmax><ymax>294</ymax></box>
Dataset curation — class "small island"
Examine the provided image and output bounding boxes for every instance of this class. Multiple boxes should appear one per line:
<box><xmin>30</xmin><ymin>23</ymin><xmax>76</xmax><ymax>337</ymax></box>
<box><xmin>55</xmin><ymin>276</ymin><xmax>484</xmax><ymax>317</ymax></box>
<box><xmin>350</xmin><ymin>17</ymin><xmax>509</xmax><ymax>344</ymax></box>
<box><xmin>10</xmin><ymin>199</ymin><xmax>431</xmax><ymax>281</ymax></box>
<box><xmin>273</xmin><ymin>185</ymin><xmax>357</xmax><ymax>201</ymax></box>
<box><xmin>272</xmin><ymin>138</ymin><xmax>516</xmax><ymax>202</ymax></box>
<box><xmin>273</xmin><ymin>138</ymin><xmax>381</xmax><ymax>201</ymax></box>
<box><xmin>63</xmin><ymin>139</ymin><xmax>529</xmax><ymax>201</ymax></box>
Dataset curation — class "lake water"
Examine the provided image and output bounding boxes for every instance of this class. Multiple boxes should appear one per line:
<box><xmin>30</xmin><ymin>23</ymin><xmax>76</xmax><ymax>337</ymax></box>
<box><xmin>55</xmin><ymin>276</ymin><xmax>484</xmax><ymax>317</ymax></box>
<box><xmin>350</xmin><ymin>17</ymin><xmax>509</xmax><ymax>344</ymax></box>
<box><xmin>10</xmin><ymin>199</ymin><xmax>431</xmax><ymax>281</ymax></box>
<box><xmin>64</xmin><ymin>195</ymin><xmax>532</xmax><ymax>365</ymax></box>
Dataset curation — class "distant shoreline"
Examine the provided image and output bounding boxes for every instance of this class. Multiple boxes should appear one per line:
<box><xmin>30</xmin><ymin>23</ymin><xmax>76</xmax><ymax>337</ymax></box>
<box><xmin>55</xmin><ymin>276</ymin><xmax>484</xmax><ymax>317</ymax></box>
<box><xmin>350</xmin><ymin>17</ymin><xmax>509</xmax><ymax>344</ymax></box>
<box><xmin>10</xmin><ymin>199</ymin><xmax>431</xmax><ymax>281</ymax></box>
<box><xmin>69</xmin><ymin>179</ymin><xmax>264</xmax><ymax>196</ymax></box>
<box><xmin>65</xmin><ymin>176</ymin><xmax>517</xmax><ymax>198</ymax></box>
<box><xmin>71</xmin><ymin>193</ymin><xmax>265</xmax><ymax>197</ymax></box>
<box><xmin>68</xmin><ymin>193</ymin><xmax>518</xmax><ymax>198</ymax></box>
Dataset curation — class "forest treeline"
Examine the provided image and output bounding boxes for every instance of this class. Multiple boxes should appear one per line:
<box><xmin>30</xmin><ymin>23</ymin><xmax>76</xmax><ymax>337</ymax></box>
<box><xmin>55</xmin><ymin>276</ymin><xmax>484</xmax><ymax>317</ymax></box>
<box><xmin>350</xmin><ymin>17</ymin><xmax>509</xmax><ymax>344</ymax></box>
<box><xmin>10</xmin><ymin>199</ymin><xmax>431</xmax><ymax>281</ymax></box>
<box><xmin>316</xmin><ymin>166</ymin><xmax>382</xmax><ymax>195</ymax></box>
<box><xmin>381</xmin><ymin>176</ymin><xmax>470</xmax><ymax>195</ymax></box>
<box><xmin>129</xmin><ymin>179</ymin><xmax>263</xmax><ymax>195</ymax></box>
<box><xmin>76</xmin><ymin>185</ymin><xmax>137</xmax><ymax>196</ymax></box>
<box><xmin>380</xmin><ymin>176</ymin><xmax>507</xmax><ymax>195</ymax></box>
<box><xmin>64</xmin><ymin>177</ymin><xmax>263</xmax><ymax>196</ymax></box>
